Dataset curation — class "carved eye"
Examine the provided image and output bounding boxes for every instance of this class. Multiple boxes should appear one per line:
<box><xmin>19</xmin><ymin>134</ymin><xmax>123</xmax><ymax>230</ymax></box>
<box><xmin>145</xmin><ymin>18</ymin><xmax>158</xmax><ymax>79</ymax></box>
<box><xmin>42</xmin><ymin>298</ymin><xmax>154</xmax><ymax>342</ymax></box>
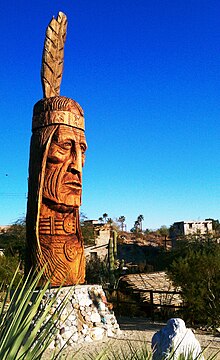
<box><xmin>80</xmin><ymin>144</ymin><xmax>87</xmax><ymax>153</ymax></box>
<box><xmin>60</xmin><ymin>141</ymin><xmax>72</xmax><ymax>150</ymax></box>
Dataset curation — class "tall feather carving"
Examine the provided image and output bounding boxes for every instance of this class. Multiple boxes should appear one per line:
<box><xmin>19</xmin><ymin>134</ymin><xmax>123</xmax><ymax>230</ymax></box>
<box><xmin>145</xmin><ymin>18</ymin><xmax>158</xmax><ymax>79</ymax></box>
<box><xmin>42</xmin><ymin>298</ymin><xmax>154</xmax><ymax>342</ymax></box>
<box><xmin>41</xmin><ymin>12</ymin><xmax>67</xmax><ymax>98</ymax></box>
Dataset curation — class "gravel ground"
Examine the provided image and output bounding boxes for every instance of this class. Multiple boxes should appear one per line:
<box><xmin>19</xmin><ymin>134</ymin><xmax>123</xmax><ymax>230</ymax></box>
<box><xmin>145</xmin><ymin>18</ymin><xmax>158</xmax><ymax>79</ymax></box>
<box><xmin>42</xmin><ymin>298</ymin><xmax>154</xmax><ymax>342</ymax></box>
<box><xmin>43</xmin><ymin>317</ymin><xmax>220</xmax><ymax>360</ymax></box>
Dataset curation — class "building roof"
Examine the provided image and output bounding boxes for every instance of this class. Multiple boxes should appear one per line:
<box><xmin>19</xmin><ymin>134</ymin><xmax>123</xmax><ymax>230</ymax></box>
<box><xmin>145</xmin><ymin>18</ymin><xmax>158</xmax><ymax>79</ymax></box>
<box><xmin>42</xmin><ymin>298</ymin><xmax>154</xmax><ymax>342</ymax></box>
<box><xmin>120</xmin><ymin>272</ymin><xmax>182</xmax><ymax>306</ymax></box>
<box><xmin>174</xmin><ymin>220</ymin><xmax>212</xmax><ymax>224</ymax></box>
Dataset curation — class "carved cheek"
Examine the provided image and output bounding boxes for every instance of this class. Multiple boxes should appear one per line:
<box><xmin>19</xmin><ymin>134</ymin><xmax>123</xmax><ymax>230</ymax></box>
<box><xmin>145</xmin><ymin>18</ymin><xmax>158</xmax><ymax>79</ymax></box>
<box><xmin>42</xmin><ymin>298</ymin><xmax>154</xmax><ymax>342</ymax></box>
<box><xmin>47</xmin><ymin>146</ymin><xmax>71</xmax><ymax>164</ymax></box>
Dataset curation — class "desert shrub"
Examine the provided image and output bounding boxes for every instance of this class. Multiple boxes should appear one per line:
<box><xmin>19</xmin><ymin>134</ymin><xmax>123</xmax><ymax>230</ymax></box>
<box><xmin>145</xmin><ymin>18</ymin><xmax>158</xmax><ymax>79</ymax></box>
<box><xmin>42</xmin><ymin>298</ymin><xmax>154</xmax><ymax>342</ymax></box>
<box><xmin>168</xmin><ymin>240</ymin><xmax>220</xmax><ymax>326</ymax></box>
<box><xmin>86</xmin><ymin>257</ymin><xmax>109</xmax><ymax>285</ymax></box>
<box><xmin>0</xmin><ymin>254</ymin><xmax>22</xmax><ymax>287</ymax></box>
<box><xmin>0</xmin><ymin>218</ymin><xmax>26</xmax><ymax>262</ymax></box>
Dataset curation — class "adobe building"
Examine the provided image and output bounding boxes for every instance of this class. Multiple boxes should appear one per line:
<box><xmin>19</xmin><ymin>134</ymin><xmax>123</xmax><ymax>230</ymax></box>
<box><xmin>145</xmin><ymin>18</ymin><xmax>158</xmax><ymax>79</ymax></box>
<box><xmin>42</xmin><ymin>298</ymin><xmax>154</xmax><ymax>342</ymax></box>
<box><xmin>170</xmin><ymin>220</ymin><xmax>213</xmax><ymax>239</ymax></box>
<box><xmin>84</xmin><ymin>221</ymin><xmax>111</xmax><ymax>260</ymax></box>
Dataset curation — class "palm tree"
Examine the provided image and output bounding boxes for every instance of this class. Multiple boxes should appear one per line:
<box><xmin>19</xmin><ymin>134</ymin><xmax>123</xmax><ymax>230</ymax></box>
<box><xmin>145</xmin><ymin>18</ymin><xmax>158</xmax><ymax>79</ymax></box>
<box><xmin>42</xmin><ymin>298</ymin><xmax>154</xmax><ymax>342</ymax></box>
<box><xmin>98</xmin><ymin>217</ymin><xmax>104</xmax><ymax>224</ymax></box>
<box><xmin>103</xmin><ymin>213</ymin><xmax>108</xmax><ymax>223</ymax></box>
<box><xmin>134</xmin><ymin>220</ymin><xmax>140</xmax><ymax>232</ymax></box>
<box><xmin>137</xmin><ymin>214</ymin><xmax>144</xmax><ymax>232</ymax></box>
<box><xmin>107</xmin><ymin>218</ymin><xmax>113</xmax><ymax>226</ymax></box>
<box><xmin>118</xmin><ymin>216</ymin><xmax>126</xmax><ymax>231</ymax></box>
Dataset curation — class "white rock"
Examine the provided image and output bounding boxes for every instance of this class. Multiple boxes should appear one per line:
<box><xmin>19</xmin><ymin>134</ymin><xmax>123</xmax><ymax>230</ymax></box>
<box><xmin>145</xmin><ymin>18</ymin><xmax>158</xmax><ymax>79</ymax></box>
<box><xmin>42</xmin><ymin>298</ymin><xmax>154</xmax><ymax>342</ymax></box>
<box><xmin>112</xmin><ymin>326</ymin><xmax>121</xmax><ymax>335</ymax></box>
<box><xmin>85</xmin><ymin>315</ymin><xmax>91</xmax><ymax>322</ymax></box>
<box><xmin>99</xmin><ymin>302</ymin><xmax>106</xmax><ymax>311</ymax></box>
<box><xmin>90</xmin><ymin>312</ymin><xmax>101</xmax><ymax>323</ymax></box>
<box><xmin>69</xmin><ymin>325</ymin><xmax>77</xmax><ymax>333</ymax></box>
<box><xmin>106</xmin><ymin>328</ymin><xmax>114</xmax><ymax>337</ymax></box>
<box><xmin>71</xmin><ymin>332</ymin><xmax>79</xmax><ymax>342</ymax></box>
<box><xmin>91</xmin><ymin>327</ymin><xmax>105</xmax><ymax>341</ymax></box>
<box><xmin>62</xmin><ymin>330</ymin><xmax>74</xmax><ymax>340</ymax></box>
<box><xmin>65</xmin><ymin>320</ymin><xmax>72</xmax><ymax>327</ymax></box>
<box><xmin>81</xmin><ymin>328</ymin><xmax>88</xmax><ymax>335</ymax></box>
<box><xmin>68</xmin><ymin>314</ymin><xmax>76</xmax><ymax>322</ymax></box>
<box><xmin>84</xmin><ymin>335</ymin><xmax>93</xmax><ymax>342</ymax></box>
<box><xmin>79</xmin><ymin>297</ymin><xmax>93</xmax><ymax>307</ymax></box>
<box><xmin>152</xmin><ymin>318</ymin><xmax>204</xmax><ymax>360</ymax></box>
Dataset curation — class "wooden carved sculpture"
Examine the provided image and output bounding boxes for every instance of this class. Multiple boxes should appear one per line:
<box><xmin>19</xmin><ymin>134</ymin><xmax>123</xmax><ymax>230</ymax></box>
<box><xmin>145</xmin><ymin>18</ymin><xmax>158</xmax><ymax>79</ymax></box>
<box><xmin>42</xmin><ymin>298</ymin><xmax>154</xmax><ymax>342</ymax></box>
<box><xmin>26</xmin><ymin>12</ymin><xmax>87</xmax><ymax>286</ymax></box>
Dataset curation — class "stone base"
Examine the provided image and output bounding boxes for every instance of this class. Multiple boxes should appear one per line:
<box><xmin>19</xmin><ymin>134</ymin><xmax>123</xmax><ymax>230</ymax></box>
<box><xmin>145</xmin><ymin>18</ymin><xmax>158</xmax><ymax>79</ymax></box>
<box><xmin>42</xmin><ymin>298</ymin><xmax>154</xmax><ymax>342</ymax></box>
<box><xmin>42</xmin><ymin>285</ymin><xmax>120</xmax><ymax>348</ymax></box>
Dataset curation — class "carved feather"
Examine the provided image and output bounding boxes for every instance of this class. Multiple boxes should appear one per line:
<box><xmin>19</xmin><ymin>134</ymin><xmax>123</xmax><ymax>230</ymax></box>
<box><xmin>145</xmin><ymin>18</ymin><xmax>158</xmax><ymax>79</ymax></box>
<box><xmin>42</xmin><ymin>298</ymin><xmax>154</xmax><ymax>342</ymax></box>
<box><xmin>41</xmin><ymin>12</ymin><xmax>67</xmax><ymax>98</ymax></box>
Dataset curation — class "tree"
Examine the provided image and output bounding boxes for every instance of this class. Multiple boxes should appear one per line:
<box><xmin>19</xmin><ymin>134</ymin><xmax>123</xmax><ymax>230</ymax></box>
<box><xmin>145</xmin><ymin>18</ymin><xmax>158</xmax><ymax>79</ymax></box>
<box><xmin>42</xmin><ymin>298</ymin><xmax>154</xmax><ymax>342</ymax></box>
<box><xmin>103</xmin><ymin>213</ymin><xmax>108</xmax><ymax>223</ymax></box>
<box><xmin>0</xmin><ymin>218</ymin><xmax>26</xmax><ymax>283</ymax></box>
<box><xmin>98</xmin><ymin>217</ymin><xmax>104</xmax><ymax>223</ymax></box>
<box><xmin>80</xmin><ymin>212</ymin><xmax>88</xmax><ymax>222</ymax></box>
<box><xmin>134</xmin><ymin>220</ymin><xmax>140</xmax><ymax>232</ymax></box>
<box><xmin>0</xmin><ymin>255</ymin><xmax>21</xmax><ymax>286</ymax></box>
<box><xmin>0</xmin><ymin>218</ymin><xmax>26</xmax><ymax>262</ymax></box>
<box><xmin>80</xmin><ymin>213</ymin><xmax>96</xmax><ymax>246</ymax></box>
<box><xmin>168</xmin><ymin>240</ymin><xmax>220</xmax><ymax>326</ymax></box>
<box><xmin>158</xmin><ymin>225</ymin><xmax>169</xmax><ymax>237</ymax></box>
<box><xmin>86</xmin><ymin>257</ymin><xmax>109</xmax><ymax>285</ymax></box>
<box><xmin>205</xmin><ymin>218</ymin><xmax>220</xmax><ymax>234</ymax></box>
<box><xmin>137</xmin><ymin>215</ymin><xmax>144</xmax><ymax>231</ymax></box>
<box><xmin>132</xmin><ymin>215</ymin><xmax>144</xmax><ymax>233</ymax></box>
<box><xmin>107</xmin><ymin>218</ymin><xmax>113</xmax><ymax>225</ymax></box>
<box><xmin>117</xmin><ymin>216</ymin><xmax>126</xmax><ymax>231</ymax></box>
<box><xmin>81</xmin><ymin>223</ymin><xmax>96</xmax><ymax>246</ymax></box>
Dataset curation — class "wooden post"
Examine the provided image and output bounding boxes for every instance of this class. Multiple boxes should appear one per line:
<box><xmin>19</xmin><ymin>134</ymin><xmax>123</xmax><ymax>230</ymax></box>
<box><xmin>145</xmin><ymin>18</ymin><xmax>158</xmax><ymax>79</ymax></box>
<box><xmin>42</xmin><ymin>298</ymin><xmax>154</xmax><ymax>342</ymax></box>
<box><xmin>150</xmin><ymin>290</ymin><xmax>154</xmax><ymax>321</ymax></box>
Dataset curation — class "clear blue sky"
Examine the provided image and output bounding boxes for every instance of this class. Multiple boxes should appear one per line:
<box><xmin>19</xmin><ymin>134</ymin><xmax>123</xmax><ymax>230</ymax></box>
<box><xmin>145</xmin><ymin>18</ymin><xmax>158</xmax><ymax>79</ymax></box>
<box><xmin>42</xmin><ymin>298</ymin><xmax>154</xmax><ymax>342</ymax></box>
<box><xmin>1</xmin><ymin>0</ymin><xmax>220</xmax><ymax>230</ymax></box>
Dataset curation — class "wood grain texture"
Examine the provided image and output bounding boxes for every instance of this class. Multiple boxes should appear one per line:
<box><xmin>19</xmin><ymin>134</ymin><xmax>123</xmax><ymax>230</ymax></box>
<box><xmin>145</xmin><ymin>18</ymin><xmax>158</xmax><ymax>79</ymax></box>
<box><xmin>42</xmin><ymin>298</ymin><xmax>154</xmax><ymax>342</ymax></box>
<box><xmin>26</xmin><ymin>115</ymin><xmax>87</xmax><ymax>286</ymax></box>
<box><xmin>26</xmin><ymin>14</ymin><xmax>87</xmax><ymax>286</ymax></box>
<box><xmin>41</xmin><ymin>12</ymin><xmax>67</xmax><ymax>98</ymax></box>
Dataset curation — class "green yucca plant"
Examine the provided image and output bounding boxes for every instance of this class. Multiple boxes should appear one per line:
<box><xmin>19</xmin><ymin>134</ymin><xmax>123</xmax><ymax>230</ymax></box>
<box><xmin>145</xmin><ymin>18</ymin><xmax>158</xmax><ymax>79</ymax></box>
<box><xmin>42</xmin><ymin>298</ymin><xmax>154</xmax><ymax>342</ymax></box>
<box><xmin>0</xmin><ymin>266</ymin><xmax>70</xmax><ymax>359</ymax></box>
<box><xmin>87</xmin><ymin>348</ymin><xmax>218</xmax><ymax>360</ymax></box>
<box><xmin>82</xmin><ymin>338</ymin><xmax>219</xmax><ymax>360</ymax></box>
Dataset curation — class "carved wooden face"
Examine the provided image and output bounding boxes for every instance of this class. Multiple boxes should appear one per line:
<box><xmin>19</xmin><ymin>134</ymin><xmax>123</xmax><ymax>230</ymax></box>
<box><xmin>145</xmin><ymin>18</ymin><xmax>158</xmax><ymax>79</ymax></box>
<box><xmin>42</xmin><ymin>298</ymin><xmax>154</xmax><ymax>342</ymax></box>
<box><xmin>42</xmin><ymin>124</ymin><xmax>87</xmax><ymax>209</ymax></box>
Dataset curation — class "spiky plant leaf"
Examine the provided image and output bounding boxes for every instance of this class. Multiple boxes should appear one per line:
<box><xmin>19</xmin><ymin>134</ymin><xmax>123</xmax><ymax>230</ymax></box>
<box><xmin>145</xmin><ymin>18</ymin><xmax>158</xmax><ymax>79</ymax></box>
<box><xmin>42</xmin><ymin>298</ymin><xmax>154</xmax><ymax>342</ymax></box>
<box><xmin>0</xmin><ymin>266</ymin><xmax>72</xmax><ymax>359</ymax></box>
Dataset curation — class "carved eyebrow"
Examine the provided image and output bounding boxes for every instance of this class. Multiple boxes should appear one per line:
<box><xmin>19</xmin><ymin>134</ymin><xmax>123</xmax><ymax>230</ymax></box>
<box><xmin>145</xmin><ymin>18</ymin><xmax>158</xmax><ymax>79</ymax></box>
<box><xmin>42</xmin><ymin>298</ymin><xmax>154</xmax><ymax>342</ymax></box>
<box><xmin>55</xmin><ymin>134</ymin><xmax>76</xmax><ymax>143</ymax></box>
<box><xmin>53</xmin><ymin>128</ymin><xmax>86</xmax><ymax>144</ymax></box>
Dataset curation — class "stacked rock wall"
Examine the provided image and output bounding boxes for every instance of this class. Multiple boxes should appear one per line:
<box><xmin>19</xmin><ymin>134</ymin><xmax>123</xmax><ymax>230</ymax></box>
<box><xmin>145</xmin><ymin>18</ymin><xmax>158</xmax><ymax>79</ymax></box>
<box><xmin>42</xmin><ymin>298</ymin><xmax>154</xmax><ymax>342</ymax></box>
<box><xmin>42</xmin><ymin>285</ymin><xmax>120</xmax><ymax>348</ymax></box>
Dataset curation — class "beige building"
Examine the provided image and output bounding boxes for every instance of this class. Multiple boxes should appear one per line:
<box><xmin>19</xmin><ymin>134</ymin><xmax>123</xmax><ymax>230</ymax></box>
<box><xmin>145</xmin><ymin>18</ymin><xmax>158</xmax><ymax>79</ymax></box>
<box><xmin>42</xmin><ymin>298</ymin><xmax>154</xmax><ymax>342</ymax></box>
<box><xmin>171</xmin><ymin>220</ymin><xmax>213</xmax><ymax>238</ymax></box>
<box><xmin>84</xmin><ymin>221</ymin><xmax>111</xmax><ymax>260</ymax></box>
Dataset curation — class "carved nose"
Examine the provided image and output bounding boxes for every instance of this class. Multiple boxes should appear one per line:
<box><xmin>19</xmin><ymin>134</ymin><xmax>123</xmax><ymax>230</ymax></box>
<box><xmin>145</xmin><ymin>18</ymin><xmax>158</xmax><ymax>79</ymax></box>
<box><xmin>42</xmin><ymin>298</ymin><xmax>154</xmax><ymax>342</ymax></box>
<box><xmin>68</xmin><ymin>149</ymin><xmax>82</xmax><ymax>173</ymax></box>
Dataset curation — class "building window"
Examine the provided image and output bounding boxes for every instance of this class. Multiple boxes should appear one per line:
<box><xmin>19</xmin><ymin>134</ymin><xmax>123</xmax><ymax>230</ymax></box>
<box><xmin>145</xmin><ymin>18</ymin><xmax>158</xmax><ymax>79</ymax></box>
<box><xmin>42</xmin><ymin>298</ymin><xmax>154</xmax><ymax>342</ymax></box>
<box><xmin>189</xmin><ymin>223</ymin><xmax>193</xmax><ymax>229</ymax></box>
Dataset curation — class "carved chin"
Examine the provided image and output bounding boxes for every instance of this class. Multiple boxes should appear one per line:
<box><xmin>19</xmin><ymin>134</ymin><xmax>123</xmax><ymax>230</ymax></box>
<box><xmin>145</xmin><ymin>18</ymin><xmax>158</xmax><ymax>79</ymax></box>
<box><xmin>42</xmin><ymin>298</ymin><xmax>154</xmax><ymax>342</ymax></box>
<box><xmin>42</xmin><ymin>188</ymin><xmax>82</xmax><ymax>210</ymax></box>
<box><xmin>42</xmin><ymin>196</ymin><xmax>81</xmax><ymax>212</ymax></box>
<box><xmin>62</xmin><ymin>188</ymin><xmax>82</xmax><ymax>206</ymax></box>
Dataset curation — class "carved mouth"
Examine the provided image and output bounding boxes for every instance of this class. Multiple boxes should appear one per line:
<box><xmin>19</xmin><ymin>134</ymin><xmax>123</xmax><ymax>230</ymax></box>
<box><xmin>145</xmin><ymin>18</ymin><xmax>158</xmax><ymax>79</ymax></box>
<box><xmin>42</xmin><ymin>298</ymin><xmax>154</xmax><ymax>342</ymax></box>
<box><xmin>65</xmin><ymin>181</ymin><xmax>82</xmax><ymax>188</ymax></box>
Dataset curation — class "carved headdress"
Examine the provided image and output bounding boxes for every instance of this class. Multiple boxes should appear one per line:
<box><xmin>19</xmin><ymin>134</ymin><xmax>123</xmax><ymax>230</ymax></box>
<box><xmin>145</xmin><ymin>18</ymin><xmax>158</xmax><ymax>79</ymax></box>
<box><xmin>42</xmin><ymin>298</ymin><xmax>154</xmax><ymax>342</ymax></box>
<box><xmin>32</xmin><ymin>12</ymin><xmax>84</xmax><ymax>132</ymax></box>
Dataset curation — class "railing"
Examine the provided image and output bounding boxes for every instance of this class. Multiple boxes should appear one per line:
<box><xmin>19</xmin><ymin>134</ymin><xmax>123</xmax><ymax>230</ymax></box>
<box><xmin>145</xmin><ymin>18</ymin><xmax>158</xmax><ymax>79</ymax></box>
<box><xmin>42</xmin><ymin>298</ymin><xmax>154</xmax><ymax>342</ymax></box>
<box><xmin>105</xmin><ymin>288</ymin><xmax>184</xmax><ymax>321</ymax></box>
